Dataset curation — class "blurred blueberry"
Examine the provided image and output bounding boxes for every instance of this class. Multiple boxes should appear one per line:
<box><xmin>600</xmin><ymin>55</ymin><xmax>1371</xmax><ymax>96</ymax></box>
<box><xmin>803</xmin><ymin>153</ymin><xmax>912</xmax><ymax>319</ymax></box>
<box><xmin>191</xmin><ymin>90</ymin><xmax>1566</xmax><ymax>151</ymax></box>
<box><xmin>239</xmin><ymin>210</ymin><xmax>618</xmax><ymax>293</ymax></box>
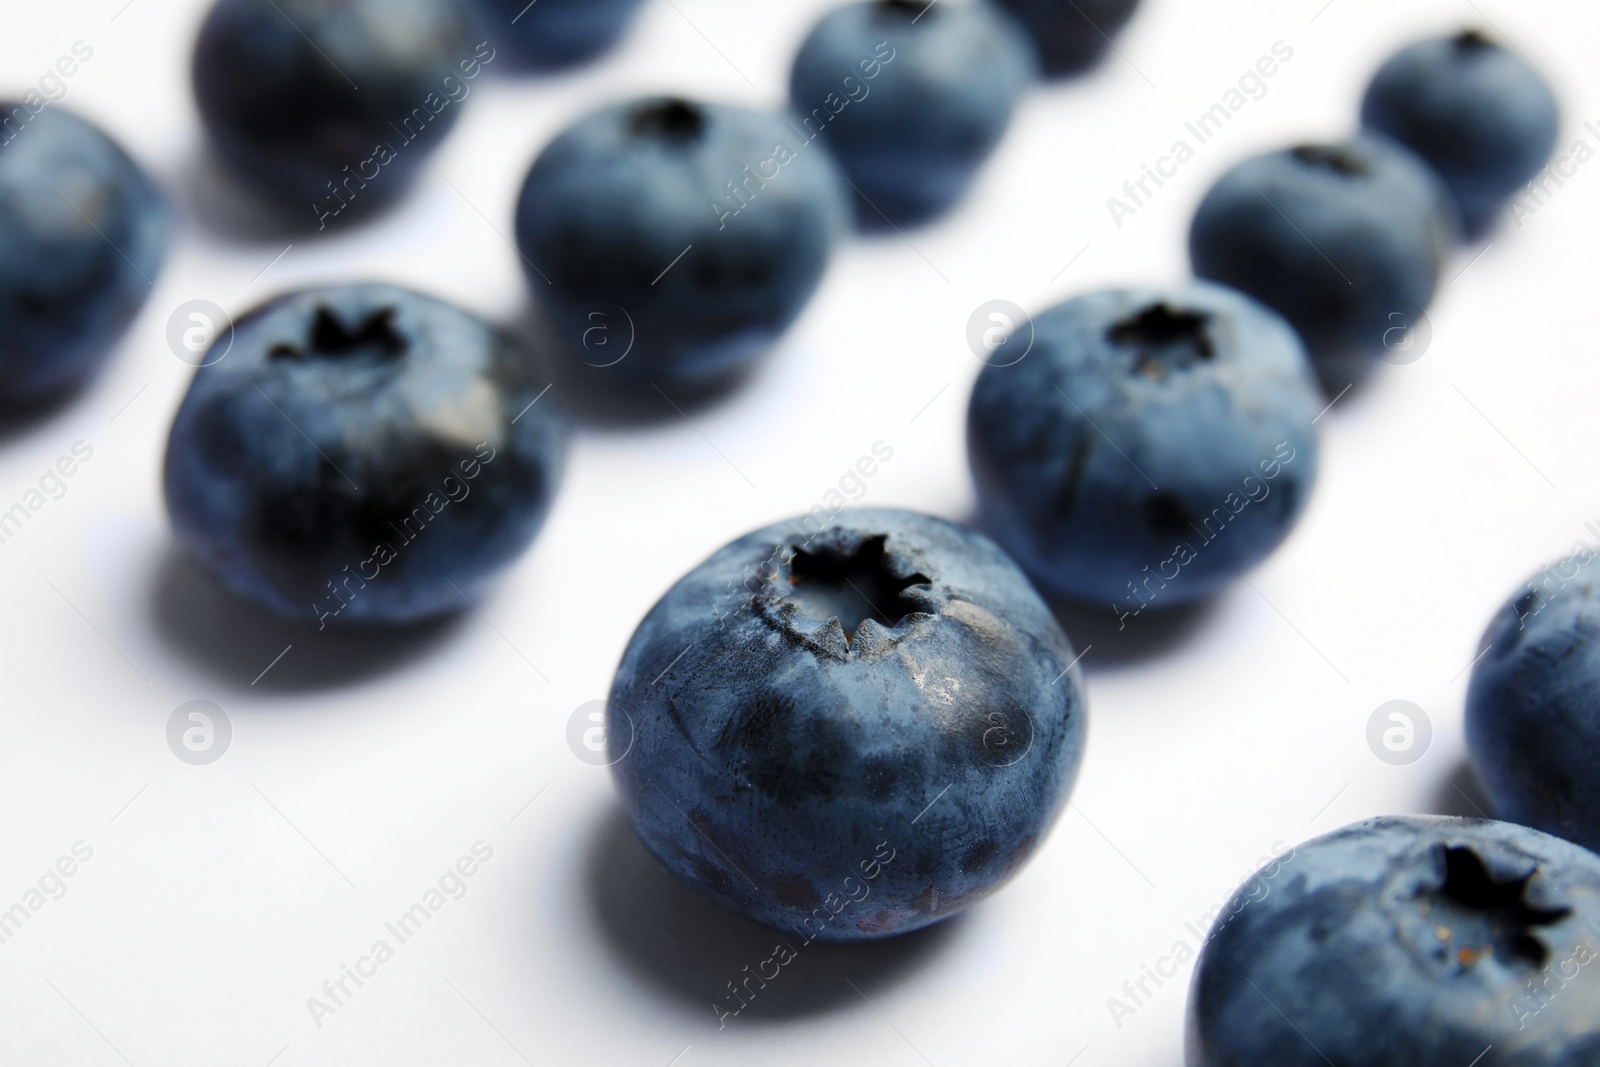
<box><xmin>164</xmin><ymin>283</ymin><xmax>566</xmax><ymax>625</ymax></box>
<box><xmin>1467</xmin><ymin>553</ymin><xmax>1600</xmax><ymax>853</ymax></box>
<box><xmin>968</xmin><ymin>283</ymin><xmax>1320</xmax><ymax>611</ymax></box>
<box><xmin>1189</xmin><ymin>137</ymin><xmax>1456</xmax><ymax>394</ymax></box>
<box><xmin>607</xmin><ymin>508</ymin><xmax>1086</xmax><ymax>940</ymax></box>
<box><xmin>515</xmin><ymin>96</ymin><xmax>846</xmax><ymax>399</ymax></box>
<box><xmin>0</xmin><ymin>106</ymin><xmax>167</xmax><ymax>406</ymax></box>
<box><xmin>469</xmin><ymin>0</ymin><xmax>644</xmax><ymax>71</ymax></box>
<box><xmin>193</xmin><ymin>0</ymin><xmax>478</xmax><ymax>216</ymax></box>
<box><xmin>1188</xmin><ymin>816</ymin><xmax>1600</xmax><ymax>1066</ymax></box>
<box><xmin>789</xmin><ymin>0</ymin><xmax>1035</xmax><ymax>228</ymax></box>
<box><xmin>1363</xmin><ymin>30</ymin><xmax>1560</xmax><ymax>240</ymax></box>
<box><xmin>991</xmin><ymin>0</ymin><xmax>1142</xmax><ymax>78</ymax></box>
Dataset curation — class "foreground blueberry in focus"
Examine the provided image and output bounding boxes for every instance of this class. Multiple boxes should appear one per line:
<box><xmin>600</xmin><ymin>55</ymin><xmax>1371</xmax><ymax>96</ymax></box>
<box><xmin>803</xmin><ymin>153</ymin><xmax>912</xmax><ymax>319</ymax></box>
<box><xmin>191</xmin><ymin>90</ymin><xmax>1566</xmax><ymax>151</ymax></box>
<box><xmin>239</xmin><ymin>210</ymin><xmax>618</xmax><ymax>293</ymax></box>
<box><xmin>992</xmin><ymin>0</ymin><xmax>1142</xmax><ymax>77</ymax></box>
<box><xmin>165</xmin><ymin>284</ymin><xmax>566</xmax><ymax>625</ymax></box>
<box><xmin>0</xmin><ymin>106</ymin><xmax>167</xmax><ymax>406</ymax></box>
<box><xmin>1187</xmin><ymin>816</ymin><xmax>1600</xmax><ymax>1066</ymax></box>
<box><xmin>470</xmin><ymin>0</ymin><xmax>644</xmax><ymax>70</ymax></box>
<box><xmin>607</xmin><ymin>508</ymin><xmax>1086</xmax><ymax>940</ymax></box>
<box><xmin>1189</xmin><ymin>137</ymin><xmax>1455</xmax><ymax>393</ymax></box>
<box><xmin>1362</xmin><ymin>30</ymin><xmax>1560</xmax><ymax>239</ymax></box>
<box><xmin>968</xmin><ymin>284</ymin><xmax>1320</xmax><ymax>612</ymax></box>
<box><xmin>515</xmin><ymin>96</ymin><xmax>846</xmax><ymax>398</ymax></box>
<box><xmin>1466</xmin><ymin>553</ymin><xmax>1600</xmax><ymax>853</ymax></box>
<box><xmin>193</xmin><ymin>0</ymin><xmax>479</xmax><ymax>216</ymax></box>
<box><xmin>789</xmin><ymin>0</ymin><xmax>1035</xmax><ymax>227</ymax></box>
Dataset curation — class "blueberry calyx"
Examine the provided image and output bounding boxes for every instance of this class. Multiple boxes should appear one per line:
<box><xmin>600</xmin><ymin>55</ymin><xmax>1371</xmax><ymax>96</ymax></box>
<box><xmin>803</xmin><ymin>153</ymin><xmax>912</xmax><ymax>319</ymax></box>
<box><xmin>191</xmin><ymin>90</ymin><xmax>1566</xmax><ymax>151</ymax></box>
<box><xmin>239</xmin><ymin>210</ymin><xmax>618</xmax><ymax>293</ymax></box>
<box><xmin>757</xmin><ymin>531</ymin><xmax>937</xmax><ymax>658</ymax></box>
<box><xmin>1451</xmin><ymin>29</ymin><xmax>1496</xmax><ymax>54</ymax></box>
<box><xmin>628</xmin><ymin>98</ymin><xmax>706</xmax><ymax>142</ymax></box>
<box><xmin>268</xmin><ymin>306</ymin><xmax>408</xmax><ymax>361</ymax></box>
<box><xmin>1107</xmin><ymin>303</ymin><xmax>1215</xmax><ymax>378</ymax></box>
<box><xmin>874</xmin><ymin>0</ymin><xmax>934</xmax><ymax>22</ymax></box>
<box><xmin>1290</xmin><ymin>144</ymin><xmax>1370</xmax><ymax>177</ymax></box>
<box><xmin>1426</xmin><ymin>845</ymin><xmax>1570</xmax><ymax>970</ymax></box>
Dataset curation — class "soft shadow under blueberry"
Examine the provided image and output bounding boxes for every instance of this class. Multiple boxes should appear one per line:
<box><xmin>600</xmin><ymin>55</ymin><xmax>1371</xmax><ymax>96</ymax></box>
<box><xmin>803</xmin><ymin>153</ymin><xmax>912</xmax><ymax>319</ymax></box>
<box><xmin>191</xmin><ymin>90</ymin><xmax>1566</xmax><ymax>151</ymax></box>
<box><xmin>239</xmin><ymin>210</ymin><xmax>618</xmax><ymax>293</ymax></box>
<box><xmin>1429</xmin><ymin>756</ymin><xmax>1497</xmax><ymax>821</ymax></box>
<box><xmin>1047</xmin><ymin>593</ymin><xmax>1224</xmax><ymax>670</ymax></box>
<box><xmin>583</xmin><ymin>806</ymin><xmax>964</xmax><ymax>1022</ymax></box>
<box><xmin>148</xmin><ymin>544</ymin><xmax>466</xmax><ymax>693</ymax></box>
<box><xmin>174</xmin><ymin>144</ymin><xmax>400</xmax><ymax>245</ymax></box>
<box><xmin>505</xmin><ymin>299</ymin><xmax>760</xmax><ymax>429</ymax></box>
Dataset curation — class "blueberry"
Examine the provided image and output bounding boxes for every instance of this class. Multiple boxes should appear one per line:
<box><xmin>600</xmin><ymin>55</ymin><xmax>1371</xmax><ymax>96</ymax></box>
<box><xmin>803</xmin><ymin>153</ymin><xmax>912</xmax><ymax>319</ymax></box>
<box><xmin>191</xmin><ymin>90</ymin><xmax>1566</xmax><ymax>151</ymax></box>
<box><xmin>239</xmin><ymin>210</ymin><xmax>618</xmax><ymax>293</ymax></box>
<box><xmin>469</xmin><ymin>0</ymin><xmax>644</xmax><ymax>71</ymax></box>
<box><xmin>1187</xmin><ymin>816</ymin><xmax>1600</xmax><ymax>1066</ymax></box>
<box><xmin>967</xmin><ymin>283</ymin><xmax>1321</xmax><ymax>611</ymax></box>
<box><xmin>606</xmin><ymin>508</ymin><xmax>1086</xmax><ymax>940</ymax></box>
<box><xmin>788</xmin><ymin>0</ymin><xmax>1036</xmax><ymax>227</ymax></box>
<box><xmin>164</xmin><ymin>284</ymin><xmax>566</xmax><ymax>625</ymax></box>
<box><xmin>991</xmin><ymin>0</ymin><xmax>1142</xmax><ymax>78</ymax></box>
<box><xmin>192</xmin><ymin>0</ymin><xmax>477</xmax><ymax>215</ymax></box>
<box><xmin>514</xmin><ymin>96</ymin><xmax>846</xmax><ymax>397</ymax></box>
<box><xmin>1362</xmin><ymin>30</ymin><xmax>1560</xmax><ymax>240</ymax></box>
<box><xmin>0</xmin><ymin>106</ymin><xmax>167</xmax><ymax>406</ymax></box>
<box><xmin>1189</xmin><ymin>137</ymin><xmax>1456</xmax><ymax>394</ymax></box>
<box><xmin>1466</xmin><ymin>554</ymin><xmax>1600</xmax><ymax>853</ymax></box>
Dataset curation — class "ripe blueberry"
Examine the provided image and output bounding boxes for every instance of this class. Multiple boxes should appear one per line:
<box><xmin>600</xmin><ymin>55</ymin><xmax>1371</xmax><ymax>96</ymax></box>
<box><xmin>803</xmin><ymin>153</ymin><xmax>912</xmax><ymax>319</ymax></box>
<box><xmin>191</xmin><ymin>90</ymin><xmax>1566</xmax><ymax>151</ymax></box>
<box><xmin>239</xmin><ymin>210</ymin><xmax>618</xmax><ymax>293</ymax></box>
<box><xmin>607</xmin><ymin>508</ymin><xmax>1086</xmax><ymax>939</ymax></box>
<box><xmin>164</xmin><ymin>284</ymin><xmax>566</xmax><ymax>625</ymax></box>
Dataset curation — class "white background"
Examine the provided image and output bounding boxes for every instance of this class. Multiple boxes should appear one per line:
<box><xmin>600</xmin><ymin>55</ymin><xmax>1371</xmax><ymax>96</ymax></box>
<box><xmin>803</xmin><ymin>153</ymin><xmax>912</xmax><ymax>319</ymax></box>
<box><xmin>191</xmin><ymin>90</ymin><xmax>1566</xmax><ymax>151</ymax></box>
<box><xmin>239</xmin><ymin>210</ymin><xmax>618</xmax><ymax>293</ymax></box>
<box><xmin>1</xmin><ymin>0</ymin><xmax>1596</xmax><ymax>1064</ymax></box>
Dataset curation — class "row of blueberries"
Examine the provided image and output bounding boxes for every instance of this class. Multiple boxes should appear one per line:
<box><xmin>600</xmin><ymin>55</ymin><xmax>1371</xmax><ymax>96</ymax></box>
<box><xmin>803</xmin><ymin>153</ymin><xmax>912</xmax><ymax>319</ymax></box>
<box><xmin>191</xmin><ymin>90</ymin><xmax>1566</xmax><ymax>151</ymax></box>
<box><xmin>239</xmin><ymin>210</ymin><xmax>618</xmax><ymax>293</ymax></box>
<box><xmin>7</xmin><ymin>2</ymin><xmax>1600</xmax><ymax>1063</ymax></box>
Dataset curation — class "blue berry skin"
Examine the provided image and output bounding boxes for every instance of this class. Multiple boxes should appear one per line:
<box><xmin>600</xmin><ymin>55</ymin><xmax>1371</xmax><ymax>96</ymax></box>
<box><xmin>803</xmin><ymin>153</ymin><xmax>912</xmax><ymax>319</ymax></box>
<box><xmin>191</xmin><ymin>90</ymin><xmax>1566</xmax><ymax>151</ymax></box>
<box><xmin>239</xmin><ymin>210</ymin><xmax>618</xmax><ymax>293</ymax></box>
<box><xmin>0</xmin><ymin>107</ymin><xmax>167</xmax><ymax>406</ymax></box>
<box><xmin>788</xmin><ymin>0</ymin><xmax>1036</xmax><ymax>228</ymax></box>
<box><xmin>606</xmin><ymin>508</ymin><xmax>1086</xmax><ymax>940</ymax></box>
<box><xmin>991</xmin><ymin>0</ymin><xmax>1142</xmax><ymax>78</ymax></box>
<box><xmin>1362</xmin><ymin>30</ymin><xmax>1560</xmax><ymax>240</ymax></box>
<box><xmin>469</xmin><ymin>0</ymin><xmax>644</xmax><ymax>71</ymax></box>
<box><xmin>1466</xmin><ymin>556</ymin><xmax>1600</xmax><ymax>854</ymax></box>
<box><xmin>1189</xmin><ymin>138</ymin><xmax>1456</xmax><ymax>393</ymax></box>
<box><xmin>192</xmin><ymin>0</ymin><xmax>473</xmax><ymax>209</ymax></box>
<box><xmin>515</xmin><ymin>97</ymin><xmax>846</xmax><ymax>396</ymax></box>
<box><xmin>967</xmin><ymin>284</ymin><xmax>1321</xmax><ymax>609</ymax></box>
<box><xmin>1187</xmin><ymin>816</ymin><xmax>1600</xmax><ymax>1067</ymax></box>
<box><xmin>164</xmin><ymin>284</ymin><xmax>566</xmax><ymax>625</ymax></box>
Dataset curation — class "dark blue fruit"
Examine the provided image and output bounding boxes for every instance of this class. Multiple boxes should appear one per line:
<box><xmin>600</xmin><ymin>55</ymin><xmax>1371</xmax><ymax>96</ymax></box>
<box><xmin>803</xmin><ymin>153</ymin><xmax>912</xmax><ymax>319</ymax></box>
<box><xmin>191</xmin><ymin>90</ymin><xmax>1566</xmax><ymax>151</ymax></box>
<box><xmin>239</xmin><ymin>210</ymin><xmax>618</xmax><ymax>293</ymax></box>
<box><xmin>515</xmin><ymin>96</ymin><xmax>846</xmax><ymax>397</ymax></box>
<box><xmin>607</xmin><ymin>508</ymin><xmax>1086</xmax><ymax>940</ymax></box>
<box><xmin>0</xmin><ymin>106</ymin><xmax>167</xmax><ymax>405</ymax></box>
<box><xmin>193</xmin><ymin>0</ymin><xmax>477</xmax><ymax>216</ymax></box>
<box><xmin>992</xmin><ymin>0</ymin><xmax>1142</xmax><ymax>78</ymax></box>
<box><xmin>1188</xmin><ymin>816</ymin><xmax>1600</xmax><ymax>1066</ymax></box>
<box><xmin>1189</xmin><ymin>137</ymin><xmax>1456</xmax><ymax>393</ymax></box>
<box><xmin>1466</xmin><ymin>553</ymin><xmax>1600</xmax><ymax>853</ymax></box>
<box><xmin>164</xmin><ymin>284</ymin><xmax>566</xmax><ymax>625</ymax></box>
<box><xmin>967</xmin><ymin>283</ymin><xmax>1321</xmax><ymax>612</ymax></box>
<box><xmin>1362</xmin><ymin>30</ymin><xmax>1560</xmax><ymax>239</ymax></box>
<box><xmin>469</xmin><ymin>0</ymin><xmax>644</xmax><ymax>70</ymax></box>
<box><xmin>788</xmin><ymin>0</ymin><xmax>1035</xmax><ymax>227</ymax></box>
